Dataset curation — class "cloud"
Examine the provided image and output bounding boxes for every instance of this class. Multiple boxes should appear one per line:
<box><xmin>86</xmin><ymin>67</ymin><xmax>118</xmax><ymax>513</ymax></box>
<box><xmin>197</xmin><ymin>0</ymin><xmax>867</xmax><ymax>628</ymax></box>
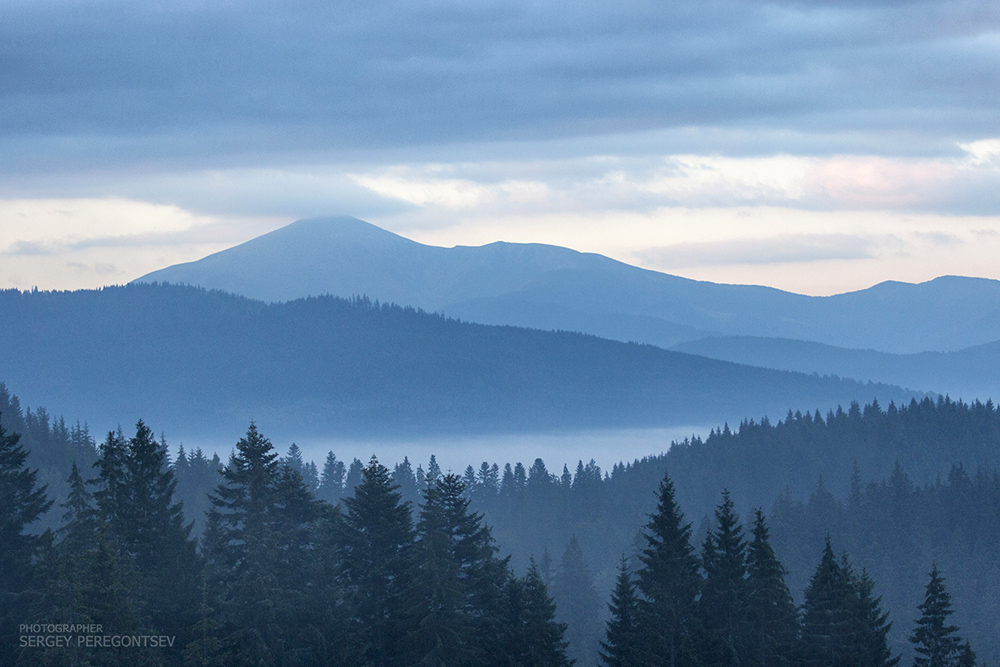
<box><xmin>0</xmin><ymin>198</ymin><xmax>213</xmax><ymax>255</ymax></box>
<box><xmin>0</xmin><ymin>196</ymin><xmax>290</xmax><ymax>290</ymax></box>
<box><xmin>636</xmin><ymin>234</ymin><xmax>887</xmax><ymax>268</ymax></box>
<box><xmin>346</xmin><ymin>143</ymin><xmax>1000</xmax><ymax>218</ymax></box>
<box><xmin>3</xmin><ymin>0</ymin><xmax>1000</xmax><ymax>295</ymax></box>
<box><xmin>1</xmin><ymin>0</ymin><xmax>998</xmax><ymax>177</ymax></box>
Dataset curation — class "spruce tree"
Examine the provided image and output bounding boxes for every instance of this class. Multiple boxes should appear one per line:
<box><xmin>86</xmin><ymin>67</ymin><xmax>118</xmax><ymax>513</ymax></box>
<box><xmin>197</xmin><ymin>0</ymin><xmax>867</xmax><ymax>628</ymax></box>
<box><xmin>700</xmin><ymin>490</ymin><xmax>749</xmax><ymax>667</ymax></box>
<box><xmin>601</xmin><ymin>556</ymin><xmax>642</xmax><ymax>667</ymax></box>
<box><xmin>851</xmin><ymin>568</ymin><xmax>899</xmax><ymax>667</ymax></box>
<box><xmin>58</xmin><ymin>462</ymin><xmax>98</xmax><ymax>555</ymax></box>
<box><xmin>406</xmin><ymin>473</ymin><xmax>503</xmax><ymax>665</ymax></box>
<box><xmin>552</xmin><ymin>536</ymin><xmax>602</xmax><ymax>666</ymax></box>
<box><xmin>955</xmin><ymin>642</ymin><xmax>978</xmax><ymax>667</ymax></box>
<box><xmin>208</xmin><ymin>422</ymin><xmax>284</xmax><ymax>664</ymax></box>
<box><xmin>521</xmin><ymin>559</ymin><xmax>574</xmax><ymax>667</ymax></box>
<box><xmin>317</xmin><ymin>451</ymin><xmax>346</xmax><ymax>504</ymax></box>
<box><xmin>744</xmin><ymin>509</ymin><xmax>798</xmax><ymax>667</ymax></box>
<box><xmin>393</xmin><ymin>456</ymin><xmax>419</xmax><ymax>506</ymax></box>
<box><xmin>0</xmin><ymin>414</ymin><xmax>52</xmax><ymax>665</ymax></box>
<box><xmin>340</xmin><ymin>455</ymin><xmax>415</xmax><ymax>667</ymax></box>
<box><xmin>801</xmin><ymin>538</ymin><xmax>854</xmax><ymax>667</ymax></box>
<box><xmin>271</xmin><ymin>461</ymin><xmax>324</xmax><ymax>664</ymax></box>
<box><xmin>911</xmin><ymin>565</ymin><xmax>962</xmax><ymax>667</ymax></box>
<box><xmin>636</xmin><ymin>472</ymin><xmax>701</xmax><ymax>667</ymax></box>
<box><xmin>120</xmin><ymin>421</ymin><xmax>199</xmax><ymax>648</ymax></box>
<box><xmin>45</xmin><ymin>462</ymin><xmax>98</xmax><ymax>630</ymax></box>
<box><xmin>93</xmin><ymin>429</ymin><xmax>129</xmax><ymax>536</ymax></box>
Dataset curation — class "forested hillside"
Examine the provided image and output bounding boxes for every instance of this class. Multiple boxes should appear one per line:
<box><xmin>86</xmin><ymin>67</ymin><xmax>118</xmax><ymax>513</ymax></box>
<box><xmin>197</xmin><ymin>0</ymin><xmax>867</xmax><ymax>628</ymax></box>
<box><xmin>0</xmin><ymin>284</ymin><xmax>911</xmax><ymax>442</ymax></box>
<box><xmin>3</xmin><ymin>389</ymin><xmax>998</xmax><ymax>665</ymax></box>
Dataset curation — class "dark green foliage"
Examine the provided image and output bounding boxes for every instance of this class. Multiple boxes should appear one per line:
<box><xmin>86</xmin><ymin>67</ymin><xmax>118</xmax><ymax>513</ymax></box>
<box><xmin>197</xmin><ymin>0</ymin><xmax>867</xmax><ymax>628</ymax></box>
<box><xmin>551</xmin><ymin>536</ymin><xmax>602</xmax><ymax>666</ymax></box>
<box><xmin>0</xmin><ymin>413</ymin><xmax>52</xmax><ymax>666</ymax></box>
<box><xmin>5</xmin><ymin>385</ymin><xmax>997</xmax><ymax>666</ymax></box>
<box><xmin>0</xmin><ymin>414</ymin><xmax>52</xmax><ymax>588</ymax></box>
<box><xmin>955</xmin><ymin>642</ymin><xmax>979</xmax><ymax>667</ymax></box>
<box><xmin>0</xmin><ymin>384</ymin><xmax>97</xmax><ymax>534</ymax></box>
<box><xmin>406</xmin><ymin>473</ymin><xmax>505</xmax><ymax>666</ymax></box>
<box><xmin>600</xmin><ymin>557</ymin><xmax>641</xmax><ymax>667</ymax></box>
<box><xmin>911</xmin><ymin>566</ymin><xmax>962</xmax><ymax>667</ymax></box>
<box><xmin>745</xmin><ymin>509</ymin><xmax>799</xmax><ymax>667</ymax></box>
<box><xmin>769</xmin><ymin>460</ymin><xmax>999</xmax><ymax>666</ymax></box>
<box><xmin>345</xmin><ymin>457</ymin><xmax>365</xmax><ymax>495</ymax></box>
<box><xmin>636</xmin><ymin>473</ymin><xmax>701</xmax><ymax>667</ymax></box>
<box><xmin>317</xmin><ymin>450</ymin><xmax>346</xmax><ymax>504</ymax></box>
<box><xmin>340</xmin><ymin>456</ymin><xmax>415</xmax><ymax>667</ymax></box>
<box><xmin>498</xmin><ymin>559</ymin><xmax>573</xmax><ymax>667</ymax></box>
<box><xmin>89</xmin><ymin>421</ymin><xmax>200</xmax><ymax>657</ymax></box>
<box><xmin>801</xmin><ymin>539</ymin><xmax>856</xmax><ymax>667</ymax></box>
<box><xmin>36</xmin><ymin>462</ymin><xmax>100</xmax><ymax>653</ymax></box>
<box><xmin>207</xmin><ymin>422</ymin><xmax>283</xmax><ymax>662</ymax></box>
<box><xmin>699</xmin><ymin>490</ymin><xmax>749</xmax><ymax>667</ymax></box>
<box><xmin>173</xmin><ymin>445</ymin><xmax>222</xmax><ymax>538</ymax></box>
<box><xmin>393</xmin><ymin>456</ymin><xmax>419</xmax><ymax>506</ymax></box>
<box><xmin>853</xmin><ymin>568</ymin><xmax>899</xmax><ymax>667</ymax></box>
<box><xmin>800</xmin><ymin>540</ymin><xmax>899</xmax><ymax>667</ymax></box>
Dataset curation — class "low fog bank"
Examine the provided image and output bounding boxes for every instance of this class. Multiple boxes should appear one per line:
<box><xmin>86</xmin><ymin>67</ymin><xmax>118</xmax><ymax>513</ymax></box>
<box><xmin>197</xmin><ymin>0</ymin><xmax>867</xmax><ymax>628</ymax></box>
<box><xmin>178</xmin><ymin>426</ymin><xmax>711</xmax><ymax>474</ymax></box>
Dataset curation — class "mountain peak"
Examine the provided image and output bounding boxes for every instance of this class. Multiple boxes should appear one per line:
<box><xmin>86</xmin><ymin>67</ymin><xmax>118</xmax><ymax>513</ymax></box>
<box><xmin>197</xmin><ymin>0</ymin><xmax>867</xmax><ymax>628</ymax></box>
<box><xmin>134</xmin><ymin>216</ymin><xmax>1000</xmax><ymax>353</ymax></box>
<box><xmin>248</xmin><ymin>215</ymin><xmax>421</xmax><ymax>249</ymax></box>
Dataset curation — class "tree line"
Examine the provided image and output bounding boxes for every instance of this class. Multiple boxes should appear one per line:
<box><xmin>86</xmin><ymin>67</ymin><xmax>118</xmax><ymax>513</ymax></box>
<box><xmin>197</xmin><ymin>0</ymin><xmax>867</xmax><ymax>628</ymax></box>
<box><xmin>1</xmin><ymin>412</ymin><xmax>988</xmax><ymax>667</ymax></box>
<box><xmin>5</xmin><ymin>385</ymin><xmax>1000</xmax><ymax>665</ymax></box>
<box><xmin>2</xmin><ymin>419</ymin><xmax>572</xmax><ymax>666</ymax></box>
<box><xmin>599</xmin><ymin>476</ymin><xmax>981</xmax><ymax>667</ymax></box>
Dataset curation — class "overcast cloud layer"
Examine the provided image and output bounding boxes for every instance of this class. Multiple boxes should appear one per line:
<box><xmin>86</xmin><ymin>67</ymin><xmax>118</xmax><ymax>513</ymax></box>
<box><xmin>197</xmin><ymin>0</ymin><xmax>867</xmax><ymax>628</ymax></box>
<box><xmin>2</xmin><ymin>0</ymin><xmax>999</xmax><ymax>294</ymax></box>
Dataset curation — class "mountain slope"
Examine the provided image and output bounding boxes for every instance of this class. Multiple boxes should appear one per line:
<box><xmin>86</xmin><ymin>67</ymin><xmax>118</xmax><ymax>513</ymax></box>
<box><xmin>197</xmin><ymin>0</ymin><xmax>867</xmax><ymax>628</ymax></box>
<box><xmin>0</xmin><ymin>284</ymin><xmax>914</xmax><ymax>444</ymax></box>
<box><xmin>135</xmin><ymin>216</ymin><xmax>1000</xmax><ymax>354</ymax></box>
<box><xmin>672</xmin><ymin>336</ymin><xmax>1000</xmax><ymax>401</ymax></box>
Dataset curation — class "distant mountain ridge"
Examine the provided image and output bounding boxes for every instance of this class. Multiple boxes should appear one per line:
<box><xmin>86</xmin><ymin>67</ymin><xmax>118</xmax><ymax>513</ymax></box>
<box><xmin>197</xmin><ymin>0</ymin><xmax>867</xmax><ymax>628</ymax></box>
<box><xmin>0</xmin><ymin>284</ymin><xmax>915</xmax><ymax>444</ymax></box>
<box><xmin>672</xmin><ymin>336</ymin><xmax>1000</xmax><ymax>401</ymax></box>
<box><xmin>136</xmin><ymin>216</ymin><xmax>1000</xmax><ymax>355</ymax></box>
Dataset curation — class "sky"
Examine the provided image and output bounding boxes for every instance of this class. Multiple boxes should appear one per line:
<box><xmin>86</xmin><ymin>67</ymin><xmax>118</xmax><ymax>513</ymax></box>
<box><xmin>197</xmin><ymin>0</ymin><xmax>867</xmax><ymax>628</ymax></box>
<box><xmin>2</xmin><ymin>0</ymin><xmax>999</xmax><ymax>296</ymax></box>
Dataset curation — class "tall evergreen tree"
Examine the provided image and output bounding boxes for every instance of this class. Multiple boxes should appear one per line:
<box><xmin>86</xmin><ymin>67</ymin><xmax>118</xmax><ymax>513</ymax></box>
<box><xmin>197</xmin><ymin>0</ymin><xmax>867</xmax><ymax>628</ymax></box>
<box><xmin>340</xmin><ymin>456</ymin><xmax>415</xmax><ymax>667</ymax></box>
<box><xmin>393</xmin><ymin>456</ymin><xmax>419</xmax><ymax>506</ymax></box>
<box><xmin>43</xmin><ymin>462</ymin><xmax>98</xmax><ymax>633</ymax></box>
<box><xmin>700</xmin><ymin>490</ymin><xmax>749</xmax><ymax>667</ymax></box>
<box><xmin>601</xmin><ymin>556</ymin><xmax>642</xmax><ymax>667</ymax></box>
<box><xmin>208</xmin><ymin>422</ymin><xmax>284</xmax><ymax>664</ymax></box>
<box><xmin>406</xmin><ymin>473</ymin><xmax>504</xmax><ymax>665</ymax></box>
<box><xmin>502</xmin><ymin>559</ymin><xmax>573</xmax><ymax>667</ymax></box>
<box><xmin>552</xmin><ymin>536</ymin><xmax>602</xmax><ymax>666</ymax></box>
<box><xmin>955</xmin><ymin>642</ymin><xmax>979</xmax><ymax>667</ymax></box>
<box><xmin>57</xmin><ymin>462</ymin><xmax>98</xmax><ymax>556</ymax></box>
<box><xmin>801</xmin><ymin>538</ymin><xmax>855</xmax><ymax>667</ymax></box>
<box><xmin>911</xmin><ymin>565</ymin><xmax>962</xmax><ymax>667</ymax></box>
<box><xmin>93</xmin><ymin>429</ymin><xmax>129</xmax><ymax>537</ymax></box>
<box><xmin>270</xmin><ymin>460</ymin><xmax>325</xmax><ymax>665</ymax></box>
<box><xmin>118</xmin><ymin>421</ymin><xmax>199</xmax><ymax>648</ymax></box>
<box><xmin>636</xmin><ymin>472</ymin><xmax>701</xmax><ymax>667</ymax></box>
<box><xmin>851</xmin><ymin>568</ymin><xmax>899</xmax><ymax>667</ymax></box>
<box><xmin>317</xmin><ymin>451</ymin><xmax>346</xmax><ymax>504</ymax></box>
<box><xmin>744</xmin><ymin>509</ymin><xmax>798</xmax><ymax>667</ymax></box>
<box><xmin>525</xmin><ymin>559</ymin><xmax>573</xmax><ymax>667</ymax></box>
<box><xmin>0</xmin><ymin>415</ymin><xmax>52</xmax><ymax>665</ymax></box>
<box><xmin>426</xmin><ymin>454</ymin><xmax>442</xmax><ymax>486</ymax></box>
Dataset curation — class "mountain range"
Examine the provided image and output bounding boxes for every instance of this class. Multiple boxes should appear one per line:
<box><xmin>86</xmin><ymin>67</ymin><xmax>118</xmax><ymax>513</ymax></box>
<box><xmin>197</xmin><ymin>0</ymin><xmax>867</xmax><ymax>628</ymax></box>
<box><xmin>0</xmin><ymin>284</ymin><xmax>913</xmax><ymax>445</ymax></box>
<box><xmin>136</xmin><ymin>216</ymin><xmax>1000</xmax><ymax>399</ymax></box>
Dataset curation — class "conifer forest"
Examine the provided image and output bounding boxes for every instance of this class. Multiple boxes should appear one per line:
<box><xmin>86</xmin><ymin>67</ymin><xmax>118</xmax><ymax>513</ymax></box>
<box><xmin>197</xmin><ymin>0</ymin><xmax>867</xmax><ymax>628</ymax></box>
<box><xmin>5</xmin><ymin>0</ymin><xmax>1000</xmax><ymax>663</ymax></box>
<box><xmin>2</xmin><ymin>383</ymin><xmax>998</xmax><ymax>666</ymax></box>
